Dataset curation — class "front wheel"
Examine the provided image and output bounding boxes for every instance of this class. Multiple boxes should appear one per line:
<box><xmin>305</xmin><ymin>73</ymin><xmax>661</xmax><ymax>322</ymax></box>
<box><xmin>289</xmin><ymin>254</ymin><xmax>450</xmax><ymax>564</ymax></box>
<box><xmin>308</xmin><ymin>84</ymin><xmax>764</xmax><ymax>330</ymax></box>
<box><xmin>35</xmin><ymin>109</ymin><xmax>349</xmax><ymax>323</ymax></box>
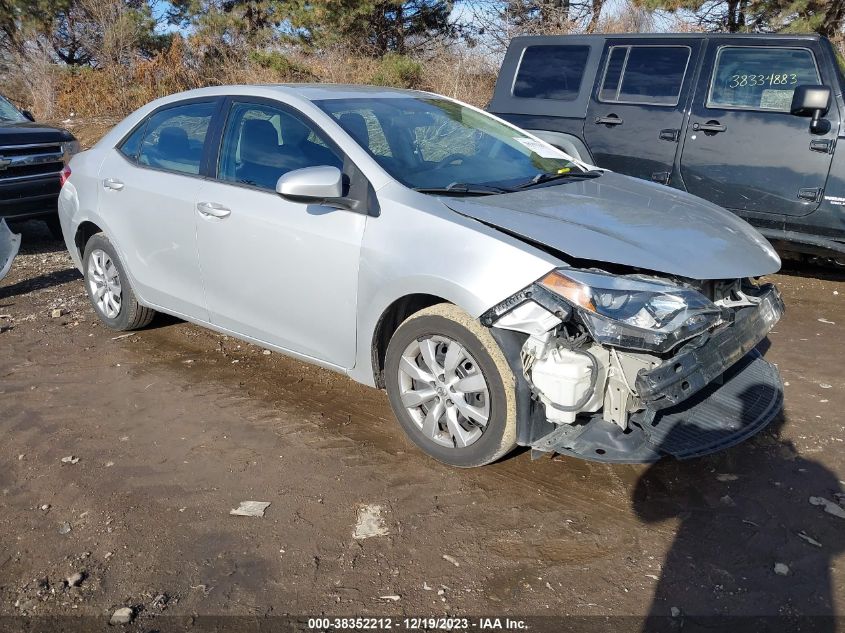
<box><xmin>384</xmin><ymin>304</ymin><xmax>518</xmax><ymax>467</ymax></box>
<box><xmin>82</xmin><ymin>233</ymin><xmax>155</xmax><ymax>331</ymax></box>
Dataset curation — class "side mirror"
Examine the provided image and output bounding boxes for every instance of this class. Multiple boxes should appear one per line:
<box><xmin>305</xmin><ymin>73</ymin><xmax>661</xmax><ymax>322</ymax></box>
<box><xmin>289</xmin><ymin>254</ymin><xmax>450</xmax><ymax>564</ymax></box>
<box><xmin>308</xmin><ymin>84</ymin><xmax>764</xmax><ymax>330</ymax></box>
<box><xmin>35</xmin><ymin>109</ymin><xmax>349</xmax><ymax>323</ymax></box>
<box><xmin>22</xmin><ymin>110</ymin><xmax>35</xmax><ymax>122</ymax></box>
<box><xmin>791</xmin><ymin>85</ymin><xmax>831</xmax><ymax>134</ymax></box>
<box><xmin>275</xmin><ymin>165</ymin><xmax>362</xmax><ymax>211</ymax></box>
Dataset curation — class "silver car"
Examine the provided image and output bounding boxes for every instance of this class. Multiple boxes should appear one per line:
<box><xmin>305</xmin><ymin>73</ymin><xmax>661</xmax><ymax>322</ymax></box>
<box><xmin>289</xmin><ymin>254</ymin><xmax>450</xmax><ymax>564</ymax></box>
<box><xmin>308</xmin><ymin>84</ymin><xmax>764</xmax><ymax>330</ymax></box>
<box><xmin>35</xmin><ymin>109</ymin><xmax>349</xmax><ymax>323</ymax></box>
<box><xmin>58</xmin><ymin>85</ymin><xmax>784</xmax><ymax>467</ymax></box>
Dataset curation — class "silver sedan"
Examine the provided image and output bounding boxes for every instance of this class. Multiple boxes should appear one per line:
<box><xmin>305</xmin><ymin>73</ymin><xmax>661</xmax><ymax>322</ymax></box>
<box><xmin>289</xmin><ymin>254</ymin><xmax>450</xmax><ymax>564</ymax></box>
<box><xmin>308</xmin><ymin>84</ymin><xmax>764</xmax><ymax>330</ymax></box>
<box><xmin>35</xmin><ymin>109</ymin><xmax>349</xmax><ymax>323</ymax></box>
<box><xmin>58</xmin><ymin>85</ymin><xmax>784</xmax><ymax>467</ymax></box>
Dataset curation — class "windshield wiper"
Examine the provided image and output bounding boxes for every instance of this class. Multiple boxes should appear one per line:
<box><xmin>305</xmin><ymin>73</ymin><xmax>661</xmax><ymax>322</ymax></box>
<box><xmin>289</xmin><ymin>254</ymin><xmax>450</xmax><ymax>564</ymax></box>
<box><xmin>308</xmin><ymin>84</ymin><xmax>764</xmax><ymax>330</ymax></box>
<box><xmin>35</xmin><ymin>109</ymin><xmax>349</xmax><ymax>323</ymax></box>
<box><xmin>415</xmin><ymin>182</ymin><xmax>513</xmax><ymax>196</ymax></box>
<box><xmin>514</xmin><ymin>169</ymin><xmax>603</xmax><ymax>190</ymax></box>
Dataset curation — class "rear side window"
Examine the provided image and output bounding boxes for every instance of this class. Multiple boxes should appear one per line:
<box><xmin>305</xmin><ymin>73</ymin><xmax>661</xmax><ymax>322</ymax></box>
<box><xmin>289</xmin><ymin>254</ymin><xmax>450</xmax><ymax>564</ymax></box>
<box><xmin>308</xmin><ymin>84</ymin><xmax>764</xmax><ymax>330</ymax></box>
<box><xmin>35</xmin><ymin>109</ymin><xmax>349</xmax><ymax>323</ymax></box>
<box><xmin>136</xmin><ymin>102</ymin><xmax>215</xmax><ymax>175</ymax></box>
<box><xmin>513</xmin><ymin>45</ymin><xmax>590</xmax><ymax>101</ymax></box>
<box><xmin>118</xmin><ymin>123</ymin><xmax>146</xmax><ymax>161</ymax></box>
<box><xmin>599</xmin><ymin>46</ymin><xmax>691</xmax><ymax>106</ymax></box>
<box><xmin>708</xmin><ymin>47</ymin><xmax>820</xmax><ymax>112</ymax></box>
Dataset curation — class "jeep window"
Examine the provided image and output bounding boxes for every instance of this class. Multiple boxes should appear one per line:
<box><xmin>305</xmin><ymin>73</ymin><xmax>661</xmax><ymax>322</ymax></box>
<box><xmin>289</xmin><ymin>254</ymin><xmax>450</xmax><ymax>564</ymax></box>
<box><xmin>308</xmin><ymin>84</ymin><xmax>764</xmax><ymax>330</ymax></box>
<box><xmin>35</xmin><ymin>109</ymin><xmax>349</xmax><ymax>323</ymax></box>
<box><xmin>512</xmin><ymin>45</ymin><xmax>590</xmax><ymax>101</ymax></box>
<box><xmin>708</xmin><ymin>47</ymin><xmax>820</xmax><ymax>112</ymax></box>
<box><xmin>136</xmin><ymin>102</ymin><xmax>216</xmax><ymax>175</ymax></box>
<box><xmin>599</xmin><ymin>46</ymin><xmax>691</xmax><ymax>106</ymax></box>
<box><xmin>0</xmin><ymin>95</ymin><xmax>26</xmax><ymax>123</ymax></box>
<box><xmin>317</xmin><ymin>96</ymin><xmax>576</xmax><ymax>191</ymax></box>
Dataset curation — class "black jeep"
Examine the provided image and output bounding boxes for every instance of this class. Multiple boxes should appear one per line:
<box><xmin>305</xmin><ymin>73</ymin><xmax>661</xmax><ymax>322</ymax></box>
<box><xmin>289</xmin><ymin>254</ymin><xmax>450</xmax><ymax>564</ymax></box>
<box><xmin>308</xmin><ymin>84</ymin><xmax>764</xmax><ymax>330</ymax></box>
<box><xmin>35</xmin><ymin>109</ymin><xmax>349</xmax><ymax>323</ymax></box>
<box><xmin>489</xmin><ymin>33</ymin><xmax>845</xmax><ymax>263</ymax></box>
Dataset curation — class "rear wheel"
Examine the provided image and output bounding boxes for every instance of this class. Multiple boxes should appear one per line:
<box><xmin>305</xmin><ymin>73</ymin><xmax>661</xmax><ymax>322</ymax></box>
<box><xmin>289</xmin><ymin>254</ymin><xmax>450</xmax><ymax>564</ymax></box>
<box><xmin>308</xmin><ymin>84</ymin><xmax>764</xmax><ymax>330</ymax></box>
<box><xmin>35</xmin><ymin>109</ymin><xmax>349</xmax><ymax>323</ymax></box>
<box><xmin>82</xmin><ymin>233</ymin><xmax>155</xmax><ymax>331</ymax></box>
<box><xmin>384</xmin><ymin>303</ymin><xmax>517</xmax><ymax>467</ymax></box>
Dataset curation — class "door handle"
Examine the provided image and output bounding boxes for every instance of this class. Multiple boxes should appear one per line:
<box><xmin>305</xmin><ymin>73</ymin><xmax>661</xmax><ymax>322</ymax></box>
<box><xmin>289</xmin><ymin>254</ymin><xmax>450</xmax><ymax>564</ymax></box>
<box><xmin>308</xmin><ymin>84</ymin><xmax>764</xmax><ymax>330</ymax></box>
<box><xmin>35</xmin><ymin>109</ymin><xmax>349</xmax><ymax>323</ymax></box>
<box><xmin>102</xmin><ymin>178</ymin><xmax>124</xmax><ymax>191</ymax></box>
<box><xmin>692</xmin><ymin>121</ymin><xmax>727</xmax><ymax>134</ymax></box>
<box><xmin>659</xmin><ymin>129</ymin><xmax>680</xmax><ymax>142</ymax></box>
<box><xmin>595</xmin><ymin>115</ymin><xmax>623</xmax><ymax>126</ymax></box>
<box><xmin>196</xmin><ymin>201</ymin><xmax>231</xmax><ymax>218</ymax></box>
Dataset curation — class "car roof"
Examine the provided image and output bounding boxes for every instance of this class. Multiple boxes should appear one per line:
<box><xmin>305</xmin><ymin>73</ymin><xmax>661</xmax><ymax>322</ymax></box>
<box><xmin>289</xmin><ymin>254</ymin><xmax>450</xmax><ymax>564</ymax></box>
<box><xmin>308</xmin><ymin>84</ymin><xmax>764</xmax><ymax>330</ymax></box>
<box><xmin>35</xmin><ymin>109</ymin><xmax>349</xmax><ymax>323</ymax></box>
<box><xmin>145</xmin><ymin>84</ymin><xmax>442</xmax><ymax>109</ymax></box>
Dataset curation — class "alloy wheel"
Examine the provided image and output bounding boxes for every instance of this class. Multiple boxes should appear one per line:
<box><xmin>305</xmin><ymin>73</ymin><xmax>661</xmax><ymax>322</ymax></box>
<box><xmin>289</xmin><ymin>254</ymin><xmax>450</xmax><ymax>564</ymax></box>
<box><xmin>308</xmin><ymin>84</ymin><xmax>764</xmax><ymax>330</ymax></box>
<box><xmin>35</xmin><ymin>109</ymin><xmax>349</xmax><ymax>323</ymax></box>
<box><xmin>87</xmin><ymin>248</ymin><xmax>122</xmax><ymax>319</ymax></box>
<box><xmin>397</xmin><ymin>335</ymin><xmax>490</xmax><ymax>448</ymax></box>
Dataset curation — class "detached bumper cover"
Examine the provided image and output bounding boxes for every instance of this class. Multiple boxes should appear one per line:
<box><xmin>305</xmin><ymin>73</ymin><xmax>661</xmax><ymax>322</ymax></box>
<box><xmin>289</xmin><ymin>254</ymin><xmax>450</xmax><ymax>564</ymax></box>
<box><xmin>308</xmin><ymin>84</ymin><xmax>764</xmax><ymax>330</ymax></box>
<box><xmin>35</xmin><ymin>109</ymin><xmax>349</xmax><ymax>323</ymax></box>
<box><xmin>635</xmin><ymin>284</ymin><xmax>784</xmax><ymax>410</ymax></box>
<box><xmin>0</xmin><ymin>218</ymin><xmax>21</xmax><ymax>281</ymax></box>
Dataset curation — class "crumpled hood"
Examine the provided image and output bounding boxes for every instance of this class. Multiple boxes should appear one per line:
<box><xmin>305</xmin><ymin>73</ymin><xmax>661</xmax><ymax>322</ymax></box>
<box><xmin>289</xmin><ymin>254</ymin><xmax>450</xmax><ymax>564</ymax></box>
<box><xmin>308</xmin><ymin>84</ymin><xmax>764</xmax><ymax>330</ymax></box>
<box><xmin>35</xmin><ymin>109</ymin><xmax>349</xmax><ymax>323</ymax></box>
<box><xmin>443</xmin><ymin>172</ymin><xmax>781</xmax><ymax>280</ymax></box>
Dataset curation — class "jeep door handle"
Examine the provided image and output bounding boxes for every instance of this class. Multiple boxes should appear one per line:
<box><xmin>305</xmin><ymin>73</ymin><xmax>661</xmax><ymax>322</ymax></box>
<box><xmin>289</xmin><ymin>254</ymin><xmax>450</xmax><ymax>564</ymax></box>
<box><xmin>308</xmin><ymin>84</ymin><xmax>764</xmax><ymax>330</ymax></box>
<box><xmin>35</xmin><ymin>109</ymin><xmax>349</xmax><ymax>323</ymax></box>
<box><xmin>595</xmin><ymin>116</ymin><xmax>623</xmax><ymax>126</ymax></box>
<box><xmin>692</xmin><ymin>121</ymin><xmax>727</xmax><ymax>133</ymax></box>
<box><xmin>102</xmin><ymin>178</ymin><xmax>124</xmax><ymax>191</ymax></box>
<box><xmin>196</xmin><ymin>201</ymin><xmax>231</xmax><ymax>218</ymax></box>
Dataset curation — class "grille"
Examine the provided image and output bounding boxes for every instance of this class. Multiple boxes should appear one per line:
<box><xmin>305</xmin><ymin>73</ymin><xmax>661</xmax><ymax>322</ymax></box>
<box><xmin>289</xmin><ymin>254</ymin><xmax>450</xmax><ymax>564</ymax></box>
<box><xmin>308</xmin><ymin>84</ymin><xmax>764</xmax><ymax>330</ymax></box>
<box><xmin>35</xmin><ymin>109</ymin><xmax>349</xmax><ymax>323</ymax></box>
<box><xmin>0</xmin><ymin>142</ymin><xmax>64</xmax><ymax>183</ymax></box>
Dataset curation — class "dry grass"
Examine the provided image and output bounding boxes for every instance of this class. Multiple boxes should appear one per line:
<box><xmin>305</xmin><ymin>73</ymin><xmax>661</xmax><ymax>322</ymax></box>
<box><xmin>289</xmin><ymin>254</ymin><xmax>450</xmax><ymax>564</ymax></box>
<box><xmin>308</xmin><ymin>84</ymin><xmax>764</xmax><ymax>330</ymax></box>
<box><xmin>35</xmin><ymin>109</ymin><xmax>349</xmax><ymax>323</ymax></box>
<box><xmin>6</xmin><ymin>37</ymin><xmax>498</xmax><ymax>128</ymax></box>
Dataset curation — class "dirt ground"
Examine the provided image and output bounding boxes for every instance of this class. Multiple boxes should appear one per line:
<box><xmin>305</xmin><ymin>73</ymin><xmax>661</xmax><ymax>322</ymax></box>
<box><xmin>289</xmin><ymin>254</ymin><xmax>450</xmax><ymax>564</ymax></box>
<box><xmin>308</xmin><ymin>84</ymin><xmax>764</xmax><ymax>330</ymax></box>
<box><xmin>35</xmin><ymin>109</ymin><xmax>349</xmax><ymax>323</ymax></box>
<box><xmin>2</xmin><ymin>220</ymin><xmax>845</xmax><ymax>631</ymax></box>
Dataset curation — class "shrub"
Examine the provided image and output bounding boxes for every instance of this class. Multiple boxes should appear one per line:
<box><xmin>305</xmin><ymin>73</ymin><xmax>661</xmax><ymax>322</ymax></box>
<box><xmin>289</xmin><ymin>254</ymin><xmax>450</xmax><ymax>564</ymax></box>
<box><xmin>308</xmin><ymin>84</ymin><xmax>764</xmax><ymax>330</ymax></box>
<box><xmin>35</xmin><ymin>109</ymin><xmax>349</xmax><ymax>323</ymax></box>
<box><xmin>370</xmin><ymin>54</ymin><xmax>424</xmax><ymax>89</ymax></box>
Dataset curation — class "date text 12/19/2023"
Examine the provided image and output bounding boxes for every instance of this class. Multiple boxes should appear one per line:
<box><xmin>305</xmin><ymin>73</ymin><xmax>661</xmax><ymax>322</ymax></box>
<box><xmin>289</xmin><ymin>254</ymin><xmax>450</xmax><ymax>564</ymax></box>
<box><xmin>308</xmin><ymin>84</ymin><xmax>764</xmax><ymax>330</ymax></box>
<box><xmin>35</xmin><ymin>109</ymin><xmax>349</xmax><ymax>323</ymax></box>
<box><xmin>307</xmin><ymin>617</ymin><xmax>528</xmax><ymax>630</ymax></box>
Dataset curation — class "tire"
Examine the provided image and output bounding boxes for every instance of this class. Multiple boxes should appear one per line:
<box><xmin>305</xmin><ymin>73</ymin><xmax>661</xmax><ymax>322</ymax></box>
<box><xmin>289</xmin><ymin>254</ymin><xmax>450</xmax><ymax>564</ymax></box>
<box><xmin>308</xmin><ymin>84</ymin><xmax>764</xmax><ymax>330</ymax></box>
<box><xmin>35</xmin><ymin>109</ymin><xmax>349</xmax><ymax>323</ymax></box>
<box><xmin>44</xmin><ymin>217</ymin><xmax>63</xmax><ymax>241</ymax></box>
<box><xmin>82</xmin><ymin>233</ymin><xmax>155</xmax><ymax>331</ymax></box>
<box><xmin>384</xmin><ymin>303</ymin><xmax>518</xmax><ymax>467</ymax></box>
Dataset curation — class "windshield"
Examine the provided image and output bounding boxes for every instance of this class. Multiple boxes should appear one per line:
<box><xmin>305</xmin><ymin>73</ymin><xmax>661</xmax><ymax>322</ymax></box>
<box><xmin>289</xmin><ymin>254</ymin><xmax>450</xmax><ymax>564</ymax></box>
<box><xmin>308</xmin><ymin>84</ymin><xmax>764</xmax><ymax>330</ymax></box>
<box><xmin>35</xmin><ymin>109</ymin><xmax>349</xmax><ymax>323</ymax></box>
<box><xmin>0</xmin><ymin>95</ymin><xmax>26</xmax><ymax>123</ymax></box>
<box><xmin>314</xmin><ymin>96</ymin><xmax>582</xmax><ymax>192</ymax></box>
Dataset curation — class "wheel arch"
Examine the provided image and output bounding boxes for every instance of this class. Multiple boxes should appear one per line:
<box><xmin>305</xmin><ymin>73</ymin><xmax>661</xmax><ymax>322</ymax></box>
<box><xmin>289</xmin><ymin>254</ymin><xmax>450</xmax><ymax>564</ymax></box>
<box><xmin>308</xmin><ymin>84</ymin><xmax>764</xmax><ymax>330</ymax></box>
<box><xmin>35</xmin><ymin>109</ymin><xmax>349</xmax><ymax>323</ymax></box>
<box><xmin>370</xmin><ymin>293</ymin><xmax>451</xmax><ymax>388</ymax></box>
<box><xmin>74</xmin><ymin>220</ymin><xmax>104</xmax><ymax>261</ymax></box>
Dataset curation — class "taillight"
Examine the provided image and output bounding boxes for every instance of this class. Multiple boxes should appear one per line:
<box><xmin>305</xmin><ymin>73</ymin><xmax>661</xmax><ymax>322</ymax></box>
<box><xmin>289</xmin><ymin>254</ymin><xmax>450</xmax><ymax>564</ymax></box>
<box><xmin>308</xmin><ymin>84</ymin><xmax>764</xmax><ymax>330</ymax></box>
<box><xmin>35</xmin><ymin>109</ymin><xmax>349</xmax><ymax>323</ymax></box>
<box><xmin>60</xmin><ymin>165</ymin><xmax>71</xmax><ymax>187</ymax></box>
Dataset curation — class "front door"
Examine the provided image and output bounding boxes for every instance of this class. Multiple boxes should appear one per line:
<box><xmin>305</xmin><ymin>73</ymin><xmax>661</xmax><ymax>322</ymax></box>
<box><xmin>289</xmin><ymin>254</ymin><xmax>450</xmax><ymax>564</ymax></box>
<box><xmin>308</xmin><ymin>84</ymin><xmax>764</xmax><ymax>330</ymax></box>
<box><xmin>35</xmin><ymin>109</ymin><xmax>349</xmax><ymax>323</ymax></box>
<box><xmin>97</xmin><ymin>99</ymin><xmax>219</xmax><ymax>320</ymax></box>
<box><xmin>584</xmin><ymin>39</ymin><xmax>702</xmax><ymax>185</ymax></box>
<box><xmin>680</xmin><ymin>39</ymin><xmax>837</xmax><ymax>217</ymax></box>
<box><xmin>194</xmin><ymin>99</ymin><xmax>366</xmax><ymax>368</ymax></box>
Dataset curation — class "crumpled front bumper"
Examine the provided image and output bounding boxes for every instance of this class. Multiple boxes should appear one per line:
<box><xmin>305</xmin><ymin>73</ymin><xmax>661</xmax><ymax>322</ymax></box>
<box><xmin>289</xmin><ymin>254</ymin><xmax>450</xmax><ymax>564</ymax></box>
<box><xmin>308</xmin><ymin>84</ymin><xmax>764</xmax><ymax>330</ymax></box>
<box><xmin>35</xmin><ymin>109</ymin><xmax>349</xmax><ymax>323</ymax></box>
<box><xmin>531</xmin><ymin>284</ymin><xmax>785</xmax><ymax>463</ymax></box>
<box><xmin>636</xmin><ymin>284</ymin><xmax>784</xmax><ymax>410</ymax></box>
<box><xmin>0</xmin><ymin>218</ymin><xmax>21</xmax><ymax>282</ymax></box>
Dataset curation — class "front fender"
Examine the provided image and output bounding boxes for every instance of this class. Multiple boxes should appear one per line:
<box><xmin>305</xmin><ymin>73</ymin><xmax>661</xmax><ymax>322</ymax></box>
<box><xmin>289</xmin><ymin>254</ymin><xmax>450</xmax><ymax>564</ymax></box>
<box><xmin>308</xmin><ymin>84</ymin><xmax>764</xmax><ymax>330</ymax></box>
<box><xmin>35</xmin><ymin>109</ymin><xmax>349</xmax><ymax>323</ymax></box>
<box><xmin>347</xmin><ymin>186</ymin><xmax>562</xmax><ymax>386</ymax></box>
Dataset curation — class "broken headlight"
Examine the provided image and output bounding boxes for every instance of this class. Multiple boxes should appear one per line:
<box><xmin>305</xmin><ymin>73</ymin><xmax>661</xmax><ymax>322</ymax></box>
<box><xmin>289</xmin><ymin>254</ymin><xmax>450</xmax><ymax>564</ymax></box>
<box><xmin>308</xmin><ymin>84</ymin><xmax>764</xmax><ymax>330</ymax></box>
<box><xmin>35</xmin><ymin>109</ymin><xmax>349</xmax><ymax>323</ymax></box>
<box><xmin>539</xmin><ymin>269</ymin><xmax>723</xmax><ymax>352</ymax></box>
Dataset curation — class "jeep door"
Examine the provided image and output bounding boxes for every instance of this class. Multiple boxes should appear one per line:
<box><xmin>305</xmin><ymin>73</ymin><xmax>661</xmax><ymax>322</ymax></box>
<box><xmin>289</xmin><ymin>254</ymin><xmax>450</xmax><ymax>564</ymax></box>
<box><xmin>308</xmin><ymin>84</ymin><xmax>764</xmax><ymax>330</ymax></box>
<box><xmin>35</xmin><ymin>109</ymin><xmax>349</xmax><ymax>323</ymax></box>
<box><xmin>584</xmin><ymin>39</ymin><xmax>703</xmax><ymax>185</ymax></box>
<box><xmin>680</xmin><ymin>38</ymin><xmax>838</xmax><ymax>218</ymax></box>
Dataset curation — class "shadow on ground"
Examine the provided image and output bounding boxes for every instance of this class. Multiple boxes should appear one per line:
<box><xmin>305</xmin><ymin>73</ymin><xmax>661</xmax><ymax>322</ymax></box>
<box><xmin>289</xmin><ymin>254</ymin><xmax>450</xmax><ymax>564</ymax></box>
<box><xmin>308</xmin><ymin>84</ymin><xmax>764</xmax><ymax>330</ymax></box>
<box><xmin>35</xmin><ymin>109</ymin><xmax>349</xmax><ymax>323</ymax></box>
<box><xmin>635</xmin><ymin>380</ymin><xmax>844</xmax><ymax>631</ymax></box>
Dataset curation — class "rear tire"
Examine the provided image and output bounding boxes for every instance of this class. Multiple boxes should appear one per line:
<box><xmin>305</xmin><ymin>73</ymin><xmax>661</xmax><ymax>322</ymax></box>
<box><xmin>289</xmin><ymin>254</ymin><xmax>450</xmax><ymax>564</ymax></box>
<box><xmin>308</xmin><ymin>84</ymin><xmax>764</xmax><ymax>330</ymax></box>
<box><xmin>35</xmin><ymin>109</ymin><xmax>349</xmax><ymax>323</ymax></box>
<box><xmin>82</xmin><ymin>233</ymin><xmax>155</xmax><ymax>331</ymax></box>
<box><xmin>384</xmin><ymin>303</ymin><xmax>518</xmax><ymax>467</ymax></box>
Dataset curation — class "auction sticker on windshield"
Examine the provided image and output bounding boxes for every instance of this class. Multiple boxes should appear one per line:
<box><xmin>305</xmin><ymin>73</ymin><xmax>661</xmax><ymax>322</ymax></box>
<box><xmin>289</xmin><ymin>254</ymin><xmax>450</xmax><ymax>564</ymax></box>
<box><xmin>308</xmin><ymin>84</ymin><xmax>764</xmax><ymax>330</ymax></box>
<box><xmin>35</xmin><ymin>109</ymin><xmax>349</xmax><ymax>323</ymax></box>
<box><xmin>514</xmin><ymin>137</ymin><xmax>569</xmax><ymax>159</ymax></box>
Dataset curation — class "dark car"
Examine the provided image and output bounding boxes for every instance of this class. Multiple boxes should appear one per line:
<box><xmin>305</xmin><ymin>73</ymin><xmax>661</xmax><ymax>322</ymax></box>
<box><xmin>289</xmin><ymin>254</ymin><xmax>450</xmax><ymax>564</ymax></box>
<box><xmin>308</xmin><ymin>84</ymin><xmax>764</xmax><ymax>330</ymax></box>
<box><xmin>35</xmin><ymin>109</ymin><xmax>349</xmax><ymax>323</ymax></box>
<box><xmin>0</xmin><ymin>94</ymin><xmax>79</xmax><ymax>238</ymax></box>
<box><xmin>489</xmin><ymin>33</ymin><xmax>845</xmax><ymax>263</ymax></box>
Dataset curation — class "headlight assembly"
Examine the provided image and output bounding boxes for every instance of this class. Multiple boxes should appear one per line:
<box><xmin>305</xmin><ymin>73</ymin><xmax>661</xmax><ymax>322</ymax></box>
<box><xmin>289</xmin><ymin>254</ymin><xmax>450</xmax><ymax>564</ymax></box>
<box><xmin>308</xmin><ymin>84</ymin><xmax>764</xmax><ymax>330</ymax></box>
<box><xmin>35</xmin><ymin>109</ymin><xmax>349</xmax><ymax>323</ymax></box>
<box><xmin>539</xmin><ymin>269</ymin><xmax>723</xmax><ymax>352</ymax></box>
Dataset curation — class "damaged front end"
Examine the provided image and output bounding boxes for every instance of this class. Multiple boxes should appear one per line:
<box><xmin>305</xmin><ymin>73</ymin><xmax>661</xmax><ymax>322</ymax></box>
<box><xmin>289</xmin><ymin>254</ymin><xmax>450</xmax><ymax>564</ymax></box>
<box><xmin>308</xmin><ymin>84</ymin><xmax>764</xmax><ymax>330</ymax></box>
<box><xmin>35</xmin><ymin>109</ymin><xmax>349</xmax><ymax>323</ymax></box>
<box><xmin>0</xmin><ymin>218</ymin><xmax>21</xmax><ymax>282</ymax></box>
<box><xmin>483</xmin><ymin>268</ymin><xmax>784</xmax><ymax>463</ymax></box>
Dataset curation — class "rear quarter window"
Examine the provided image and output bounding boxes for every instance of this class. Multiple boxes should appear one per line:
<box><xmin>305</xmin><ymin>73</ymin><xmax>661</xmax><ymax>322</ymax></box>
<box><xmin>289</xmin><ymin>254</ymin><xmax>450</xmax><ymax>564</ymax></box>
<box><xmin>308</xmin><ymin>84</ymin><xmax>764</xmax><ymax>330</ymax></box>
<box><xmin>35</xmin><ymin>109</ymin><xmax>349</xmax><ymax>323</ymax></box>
<box><xmin>512</xmin><ymin>45</ymin><xmax>590</xmax><ymax>101</ymax></box>
<box><xmin>708</xmin><ymin>46</ymin><xmax>820</xmax><ymax>112</ymax></box>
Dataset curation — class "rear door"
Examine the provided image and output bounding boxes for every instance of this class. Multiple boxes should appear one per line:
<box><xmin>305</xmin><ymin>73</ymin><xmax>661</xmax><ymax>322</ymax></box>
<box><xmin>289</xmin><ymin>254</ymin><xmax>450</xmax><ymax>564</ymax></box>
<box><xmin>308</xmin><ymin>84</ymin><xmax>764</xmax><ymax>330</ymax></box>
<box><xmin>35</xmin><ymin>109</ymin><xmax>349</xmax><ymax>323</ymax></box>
<box><xmin>680</xmin><ymin>38</ymin><xmax>838</xmax><ymax>217</ymax></box>
<box><xmin>585</xmin><ymin>39</ymin><xmax>703</xmax><ymax>185</ymax></box>
<box><xmin>97</xmin><ymin>99</ymin><xmax>220</xmax><ymax>320</ymax></box>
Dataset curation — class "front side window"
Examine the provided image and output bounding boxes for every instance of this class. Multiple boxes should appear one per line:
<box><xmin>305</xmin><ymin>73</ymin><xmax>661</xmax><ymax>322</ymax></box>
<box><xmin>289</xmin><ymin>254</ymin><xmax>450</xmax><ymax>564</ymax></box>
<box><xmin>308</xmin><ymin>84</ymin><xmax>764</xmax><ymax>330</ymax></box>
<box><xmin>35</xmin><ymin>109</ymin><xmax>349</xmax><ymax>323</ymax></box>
<box><xmin>316</xmin><ymin>96</ymin><xmax>577</xmax><ymax>191</ymax></box>
<box><xmin>708</xmin><ymin>47</ymin><xmax>820</xmax><ymax>112</ymax></box>
<box><xmin>0</xmin><ymin>95</ymin><xmax>26</xmax><ymax>123</ymax></box>
<box><xmin>513</xmin><ymin>45</ymin><xmax>590</xmax><ymax>101</ymax></box>
<box><xmin>217</xmin><ymin>102</ymin><xmax>342</xmax><ymax>191</ymax></box>
<box><xmin>136</xmin><ymin>102</ymin><xmax>215</xmax><ymax>175</ymax></box>
<box><xmin>599</xmin><ymin>46</ymin><xmax>691</xmax><ymax>106</ymax></box>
